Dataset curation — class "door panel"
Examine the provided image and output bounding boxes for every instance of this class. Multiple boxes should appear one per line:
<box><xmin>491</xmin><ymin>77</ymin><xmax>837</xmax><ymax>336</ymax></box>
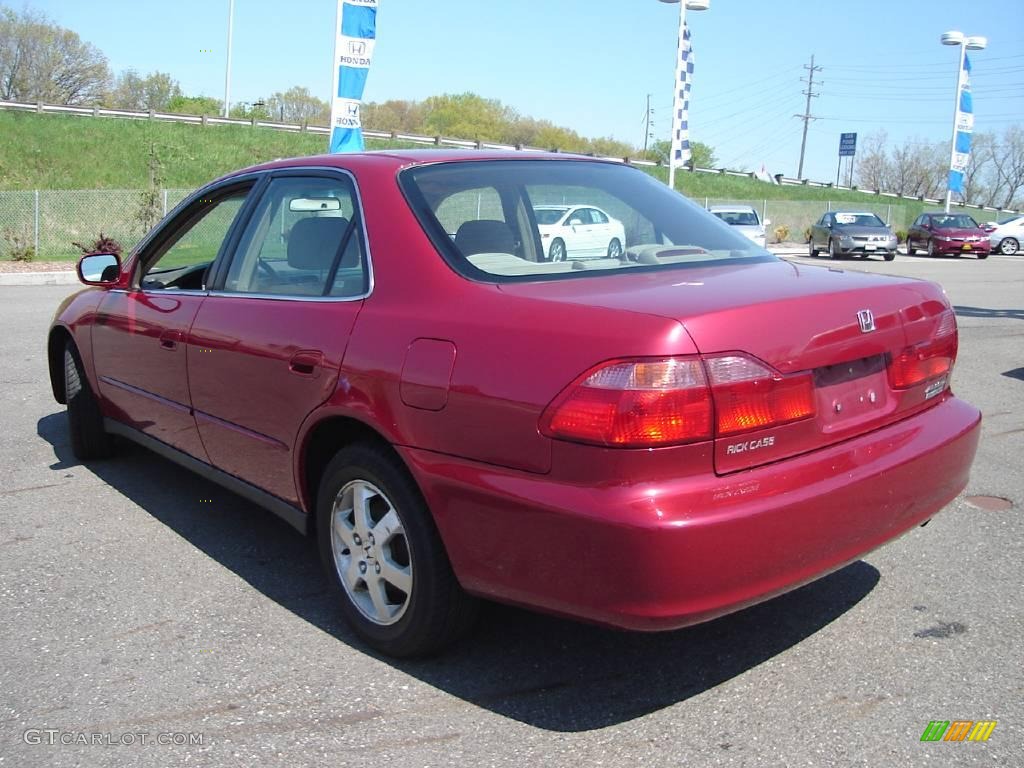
<box><xmin>90</xmin><ymin>186</ymin><xmax>253</xmax><ymax>459</ymax></box>
<box><xmin>187</xmin><ymin>299</ymin><xmax>360</xmax><ymax>504</ymax></box>
<box><xmin>186</xmin><ymin>172</ymin><xmax>370</xmax><ymax>504</ymax></box>
<box><xmin>93</xmin><ymin>291</ymin><xmax>208</xmax><ymax>458</ymax></box>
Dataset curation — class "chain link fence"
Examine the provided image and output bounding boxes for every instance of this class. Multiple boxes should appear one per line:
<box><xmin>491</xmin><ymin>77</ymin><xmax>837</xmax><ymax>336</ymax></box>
<box><xmin>0</xmin><ymin>189</ymin><xmax>192</xmax><ymax>260</ymax></box>
<box><xmin>1</xmin><ymin>189</ymin><xmax>938</xmax><ymax>260</ymax></box>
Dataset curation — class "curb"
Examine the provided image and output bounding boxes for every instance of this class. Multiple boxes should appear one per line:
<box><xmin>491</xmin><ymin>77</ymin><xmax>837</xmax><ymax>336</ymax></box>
<box><xmin>0</xmin><ymin>271</ymin><xmax>78</xmax><ymax>286</ymax></box>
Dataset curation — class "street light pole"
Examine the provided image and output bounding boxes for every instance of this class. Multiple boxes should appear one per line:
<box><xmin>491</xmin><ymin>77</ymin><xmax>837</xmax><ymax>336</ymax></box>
<box><xmin>223</xmin><ymin>0</ymin><xmax>235</xmax><ymax>118</ymax></box>
<box><xmin>659</xmin><ymin>0</ymin><xmax>708</xmax><ymax>192</ymax></box>
<box><xmin>941</xmin><ymin>30</ymin><xmax>986</xmax><ymax>213</ymax></box>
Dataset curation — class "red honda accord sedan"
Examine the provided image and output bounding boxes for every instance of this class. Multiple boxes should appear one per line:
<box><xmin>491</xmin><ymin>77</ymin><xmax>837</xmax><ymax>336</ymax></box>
<box><xmin>48</xmin><ymin>151</ymin><xmax>981</xmax><ymax>656</ymax></box>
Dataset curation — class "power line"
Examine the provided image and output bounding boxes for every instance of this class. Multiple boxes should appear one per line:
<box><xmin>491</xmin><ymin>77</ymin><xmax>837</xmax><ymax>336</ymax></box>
<box><xmin>796</xmin><ymin>54</ymin><xmax>822</xmax><ymax>178</ymax></box>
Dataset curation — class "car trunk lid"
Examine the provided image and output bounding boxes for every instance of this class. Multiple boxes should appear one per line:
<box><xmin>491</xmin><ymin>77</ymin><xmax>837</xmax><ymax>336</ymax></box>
<box><xmin>500</xmin><ymin>259</ymin><xmax>955</xmax><ymax>473</ymax></box>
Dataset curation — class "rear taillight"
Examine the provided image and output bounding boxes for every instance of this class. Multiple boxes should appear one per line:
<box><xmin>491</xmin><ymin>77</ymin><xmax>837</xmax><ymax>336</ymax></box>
<box><xmin>541</xmin><ymin>354</ymin><xmax>816</xmax><ymax>448</ymax></box>
<box><xmin>887</xmin><ymin>311</ymin><xmax>958</xmax><ymax>390</ymax></box>
<box><xmin>705</xmin><ymin>355</ymin><xmax>816</xmax><ymax>436</ymax></box>
<box><xmin>540</xmin><ymin>358</ymin><xmax>712</xmax><ymax>447</ymax></box>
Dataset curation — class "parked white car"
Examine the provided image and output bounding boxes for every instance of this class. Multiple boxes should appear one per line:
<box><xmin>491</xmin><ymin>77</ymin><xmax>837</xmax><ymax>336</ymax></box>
<box><xmin>534</xmin><ymin>205</ymin><xmax>627</xmax><ymax>261</ymax></box>
<box><xmin>708</xmin><ymin>205</ymin><xmax>768</xmax><ymax>248</ymax></box>
<box><xmin>988</xmin><ymin>215</ymin><xmax>1023</xmax><ymax>255</ymax></box>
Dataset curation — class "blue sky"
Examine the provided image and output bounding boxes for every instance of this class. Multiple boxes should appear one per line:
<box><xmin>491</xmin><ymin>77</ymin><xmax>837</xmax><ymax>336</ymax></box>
<box><xmin>28</xmin><ymin>0</ymin><xmax>1024</xmax><ymax>181</ymax></box>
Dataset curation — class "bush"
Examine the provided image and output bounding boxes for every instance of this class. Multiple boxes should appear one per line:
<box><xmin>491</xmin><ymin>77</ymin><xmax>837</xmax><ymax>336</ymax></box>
<box><xmin>3</xmin><ymin>229</ymin><xmax>35</xmax><ymax>262</ymax></box>
<box><xmin>895</xmin><ymin>230</ymin><xmax>907</xmax><ymax>244</ymax></box>
<box><xmin>773</xmin><ymin>224</ymin><xmax>791</xmax><ymax>243</ymax></box>
<box><xmin>72</xmin><ymin>232</ymin><xmax>123</xmax><ymax>258</ymax></box>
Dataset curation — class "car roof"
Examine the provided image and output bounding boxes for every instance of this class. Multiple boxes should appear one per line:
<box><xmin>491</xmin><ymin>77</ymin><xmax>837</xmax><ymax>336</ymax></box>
<box><xmin>832</xmin><ymin>211</ymin><xmax>881</xmax><ymax>216</ymax></box>
<box><xmin>708</xmin><ymin>205</ymin><xmax>757</xmax><ymax>212</ymax></box>
<box><xmin>214</xmin><ymin>149</ymin><xmax>611</xmax><ymax>185</ymax></box>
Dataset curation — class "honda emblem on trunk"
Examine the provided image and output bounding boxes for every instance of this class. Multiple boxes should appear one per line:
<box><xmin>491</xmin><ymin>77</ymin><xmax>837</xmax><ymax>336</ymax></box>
<box><xmin>857</xmin><ymin>309</ymin><xmax>876</xmax><ymax>333</ymax></box>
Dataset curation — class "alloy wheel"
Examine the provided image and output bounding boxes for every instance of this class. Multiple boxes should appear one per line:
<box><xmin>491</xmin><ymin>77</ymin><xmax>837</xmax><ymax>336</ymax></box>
<box><xmin>330</xmin><ymin>479</ymin><xmax>412</xmax><ymax>626</ymax></box>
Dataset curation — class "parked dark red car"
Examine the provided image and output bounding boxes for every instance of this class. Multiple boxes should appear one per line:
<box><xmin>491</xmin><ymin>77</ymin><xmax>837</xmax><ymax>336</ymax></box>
<box><xmin>906</xmin><ymin>212</ymin><xmax>991</xmax><ymax>258</ymax></box>
<box><xmin>49</xmin><ymin>151</ymin><xmax>981</xmax><ymax>656</ymax></box>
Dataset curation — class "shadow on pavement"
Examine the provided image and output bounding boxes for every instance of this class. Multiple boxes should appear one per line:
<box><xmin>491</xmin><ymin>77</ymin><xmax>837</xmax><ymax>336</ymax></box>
<box><xmin>38</xmin><ymin>411</ymin><xmax>880</xmax><ymax>732</ymax></box>
<box><xmin>954</xmin><ymin>305</ymin><xmax>1024</xmax><ymax>321</ymax></box>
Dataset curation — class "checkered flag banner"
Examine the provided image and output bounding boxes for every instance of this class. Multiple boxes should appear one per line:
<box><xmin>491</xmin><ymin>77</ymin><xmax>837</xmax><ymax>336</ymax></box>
<box><xmin>671</xmin><ymin>22</ymin><xmax>693</xmax><ymax>167</ymax></box>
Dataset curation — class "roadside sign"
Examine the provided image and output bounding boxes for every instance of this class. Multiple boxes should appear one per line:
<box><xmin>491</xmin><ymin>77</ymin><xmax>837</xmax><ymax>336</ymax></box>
<box><xmin>839</xmin><ymin>133</ymin><xmax>857</xmax><ymax>157</ymax></box>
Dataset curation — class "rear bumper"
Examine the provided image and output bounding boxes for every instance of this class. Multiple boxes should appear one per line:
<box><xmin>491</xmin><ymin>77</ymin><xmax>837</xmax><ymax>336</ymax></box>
<box><xmin>403</xmin><ymin>395</ymin><xmax>981</xmax><ymax>631</ymax></box>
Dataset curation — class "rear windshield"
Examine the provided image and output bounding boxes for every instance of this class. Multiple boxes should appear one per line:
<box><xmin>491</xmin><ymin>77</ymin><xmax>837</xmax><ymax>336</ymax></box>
<box><xmin>712</xmin><ymin>210</ymin><xmax>759</xmax><ymax>226</ymax></box>
<box><xmin>400</xmin><ymin>159</ymin><xmax>771</xmax><ymax>282</ymax></box>
<box><xmin>534</xmin><ymin>207</ymin><xmax>568</xmax><ymax>225</ymax></box>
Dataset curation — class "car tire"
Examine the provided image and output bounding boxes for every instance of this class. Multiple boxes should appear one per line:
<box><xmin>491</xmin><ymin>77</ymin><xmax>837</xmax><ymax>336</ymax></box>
<box><xmin>884</xmin><ymin>251</ymin><xmax>896</xmax><ymax>261</ymax></box>
<box><xmin>64</xmin><ymin>343</ymin><xmax>113</xmax><ymax>460</ymax></box>
<box><xmin>998</xmin><ymin>237</ymin><xmax>1019</xmax><ymax>255</ymax></box>
<box><xmin>978</xmin><ymin>251</ymin><xmax>989</xmax><ymax>260</ymax></box>
<box><xmin>829</xmin><ymin>238</ymin><xmax>841</xmax><ymax>259</ymax></box>
<box><xmin>808</xmin><ymin>239</ymin><xmax>818</xmax><ymax>258</ymax></box>
<box><xmin>549</xmin><ymin>238</ymin><xmax>566</xmax><ymax>262</ymax></box>
<box><xmin>906</xmin><ymin>239</ymin><xmax>915</xmax><ymax>255</ymax></box>
<box><xmin>317</xmin><ymin>443</ymin><xmax>479</xmax><ymax>657</ymax></box>
<box><xmin>607</xmin><ymin>238</ymin><xmax>623</xmax><ymax>259</ymax></box>
<box><xmin>927</xmin><ymin>239</ymin><xmax>936</xmax><ymax>257</ymax></box>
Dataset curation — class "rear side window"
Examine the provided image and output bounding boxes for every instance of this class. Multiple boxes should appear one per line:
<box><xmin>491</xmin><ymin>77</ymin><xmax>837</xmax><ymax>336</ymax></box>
<box><xmin>401</xmin><ymin>160</ymin><xmax>769</xmax><ymax>283</ymax></box>
<box><xmin>222</xmin><ymin>175</ymin><xmax>368</xmax><ymax>298</ymax></box>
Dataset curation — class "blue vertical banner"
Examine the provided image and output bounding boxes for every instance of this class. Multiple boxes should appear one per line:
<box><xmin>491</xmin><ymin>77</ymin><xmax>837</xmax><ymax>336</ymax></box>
<box><xmin>948</xmin><ymin>54</ymin><xmax>973</xmax><ymax>195</ymax></box>
<box><xmin>329</xmin><ymin>0</ymin><xmax>378</xmax><ymax>154</ymax></box>
<box><xmin>671</xmin><ymin>22</ymin><xmax>693</xmax><ymax>167</ymax></box>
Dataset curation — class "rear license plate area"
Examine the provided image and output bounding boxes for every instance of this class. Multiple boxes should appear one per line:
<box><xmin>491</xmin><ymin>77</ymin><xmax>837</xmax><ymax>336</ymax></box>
<box><xmin>814</xmin><ymin>355</ymin><xmax>891</xmax><ymax>432</ymax></box>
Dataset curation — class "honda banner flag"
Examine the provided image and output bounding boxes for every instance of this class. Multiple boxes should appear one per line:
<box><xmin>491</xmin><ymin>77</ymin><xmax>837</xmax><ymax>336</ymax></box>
<box><xmin>948</xmin><ymin>54</ymin><xmax>973</xmax><ymax>195</ymax></box>
<box><xmin>329</xmin><ymin>0</ymin><xmax>378</xmax><ymax>154</ymax></box>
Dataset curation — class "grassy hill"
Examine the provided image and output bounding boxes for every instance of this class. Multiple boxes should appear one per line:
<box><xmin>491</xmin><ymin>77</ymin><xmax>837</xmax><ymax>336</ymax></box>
<box><xmin>0</xmin><ymin>110</ymin><xmax>963</xmax><ymax>259</ymax></box>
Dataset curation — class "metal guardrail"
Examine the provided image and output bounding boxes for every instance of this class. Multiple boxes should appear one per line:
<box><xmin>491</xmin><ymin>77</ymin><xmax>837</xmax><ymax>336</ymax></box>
<box><xmin>0</xmin><ymin>98</ymin><xmax>1018</xmax><ymax>215</ymax></box>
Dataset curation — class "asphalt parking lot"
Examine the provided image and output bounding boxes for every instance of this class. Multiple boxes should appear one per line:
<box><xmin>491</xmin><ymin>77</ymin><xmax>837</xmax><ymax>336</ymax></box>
<box><xmin>1</xmin><ymin>252</ymin><xmax>1022</xmax><ymax>767</ymax></box>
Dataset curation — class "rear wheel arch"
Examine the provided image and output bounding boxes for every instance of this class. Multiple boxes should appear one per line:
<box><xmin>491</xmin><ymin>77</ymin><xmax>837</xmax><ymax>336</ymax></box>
<box><xmin>300</xmin><ymin>415</ymin><xmax>407</xmax><ymax>531</ymax></box>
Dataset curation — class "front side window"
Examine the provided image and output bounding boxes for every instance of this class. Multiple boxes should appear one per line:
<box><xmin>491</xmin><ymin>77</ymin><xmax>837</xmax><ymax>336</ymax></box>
<box><xmin>401</xmin><ymin>160</ymin><xmax>768</xmax><ymax>282</ymax></box>
<box><xmin>223</xmin><ymin>175</ymin><xmax>367</xmax><ymax>298</ymax></box>
<box><xmin>139</xmin><ymin>190</ymin><xmax>249</xmax><ymax>291</ymax></box>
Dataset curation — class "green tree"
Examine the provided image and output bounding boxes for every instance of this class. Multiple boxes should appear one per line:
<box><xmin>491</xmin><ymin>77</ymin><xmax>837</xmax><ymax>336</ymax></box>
<box><xmin>644</xmin><ymin>139</ymin><xmax>717</xmax><ymax>168</ymax></box>
<box><xmin>106</xmin><ymin>70</ymin><xmax>182</xmax><ymax>110</ymax></box>
<box><xmin>0</xmin><ymin>6</ymin><xmax>110</xmax><ymax>104</ymax></box>
<box><xmin>420</xmin><ymin>92</ymin><xmax>513</xmax><ymax>142</ymax></box>
<box><xmin>265</xmin><ymin>86</ymin><xmax>329</xmax><ymax>125</ymax></box>
<box><xmin>361</xmin><ymin>98</ymin><xmax>425</xmax><ymax>134</ymax></box>
<box><xmin>167</xmin><ymin>94</ymin><xmax>222</xmax><ymax>116</ymax></box>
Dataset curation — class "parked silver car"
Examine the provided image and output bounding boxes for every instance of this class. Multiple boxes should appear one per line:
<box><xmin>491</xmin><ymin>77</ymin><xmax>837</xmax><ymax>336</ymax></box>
<box><xmin>708</xmin><ymin>205</ymin><xmax>768</xmax><ymax>248</ymax></box>
<box><xmin>809</xmin><ymin>211</ymin><xmax>897</xmax><ymax>261</ymax></box>
<box><xmin>987</xmin><ymin>214</ymin><xmax>1023</xmax><ymax>255</ymax></box>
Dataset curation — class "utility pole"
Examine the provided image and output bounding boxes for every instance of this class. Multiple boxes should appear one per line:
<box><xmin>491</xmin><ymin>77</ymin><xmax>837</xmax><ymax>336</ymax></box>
<box><xmin>795</xmin><ymin>54</ymin><xmax>822</xmax><ymax>179</ymax></box>
<box><xmin>223</xmin><ymin>0</ymin><xmax>235</xmax><ymax>118</ymax></box>
<box><xmin>642</xmin><ymin>94</ymin><xmax>655</xmax><ymax>153</ymax></box>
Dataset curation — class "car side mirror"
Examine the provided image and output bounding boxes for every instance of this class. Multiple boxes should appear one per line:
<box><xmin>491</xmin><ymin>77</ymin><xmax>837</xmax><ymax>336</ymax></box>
<box><xmin>77</xmin><ymin>253</ymin><xmax>121</xmax><ymax>286</ymax></box>
<box><xmin>763</xmin><ymin>219</ymin><xmax>771</xmax><ymax>226</ymax></box>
